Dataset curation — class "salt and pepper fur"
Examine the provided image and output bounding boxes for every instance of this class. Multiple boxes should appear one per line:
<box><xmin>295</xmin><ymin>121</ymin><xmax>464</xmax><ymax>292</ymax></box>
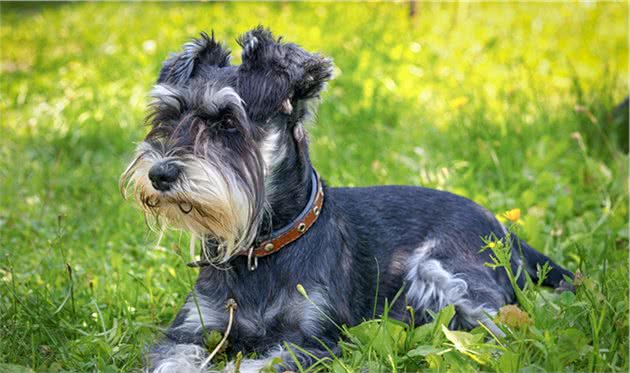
<box><xmin>121</xmin><ymin>27</ymin><xmax>573</xmax><ymax>372</ymax></box>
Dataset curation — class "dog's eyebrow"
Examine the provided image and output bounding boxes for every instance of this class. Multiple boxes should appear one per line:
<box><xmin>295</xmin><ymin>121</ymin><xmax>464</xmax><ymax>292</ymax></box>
<box><xmin>150</xmin><ymin>84</ymin><xmax>246</xmax><ymax>119</ymax></box>
<box><xmin>151</xmin><ymin>84</ymin><xmax>185</xmax><ymax>112</ymax></box>
<box><xmin>201</xmin><ymin>87</ymin><xmax>245</xmax><ymax>114</ymax></box>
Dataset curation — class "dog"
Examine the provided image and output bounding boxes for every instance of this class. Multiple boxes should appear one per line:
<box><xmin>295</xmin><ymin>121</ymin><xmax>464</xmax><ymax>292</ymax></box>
<box><xmin>121</xmin><ymin>27</ymin><xmax>574</xmax><ymax>372</ymax></box>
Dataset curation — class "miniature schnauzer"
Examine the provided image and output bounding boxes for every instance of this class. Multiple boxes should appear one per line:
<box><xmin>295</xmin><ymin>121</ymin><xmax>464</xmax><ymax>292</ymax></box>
<box><xmin>121</xmin><ymin>27</ymin><xmax>573</xmax><ymax>372</ymax></box>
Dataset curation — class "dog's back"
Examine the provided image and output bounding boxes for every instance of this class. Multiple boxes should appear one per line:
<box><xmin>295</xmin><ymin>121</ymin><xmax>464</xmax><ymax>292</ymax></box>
<box><xmin>327</xmin><ymin>185</ymin><xmax>572</xmax><ymax>326</ymax></box>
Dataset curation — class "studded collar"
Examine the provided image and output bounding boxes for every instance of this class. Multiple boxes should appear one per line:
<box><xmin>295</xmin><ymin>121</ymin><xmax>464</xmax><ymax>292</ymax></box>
<box><xmin>243</xmin><ymin>169</ymin><xmax>323</xmax><ymax>270</ymax></box>
<box><xmin>188</xmin><ymin>169</ymin><xmax>324</xmax><ymax>270</ymax></box>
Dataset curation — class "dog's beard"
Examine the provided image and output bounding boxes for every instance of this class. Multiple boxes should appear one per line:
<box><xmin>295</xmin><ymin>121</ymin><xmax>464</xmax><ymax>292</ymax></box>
<box><xmin>120</xmin><ymin>142</ymin><xmax>264</xmax><ymax>263</ymax></box>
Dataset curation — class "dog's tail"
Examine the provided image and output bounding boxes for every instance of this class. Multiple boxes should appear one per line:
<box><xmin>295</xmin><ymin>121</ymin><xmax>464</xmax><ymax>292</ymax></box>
<box><xmin>516</xmin><ymin>238</ymin><xmax>574</xmax><ymax>292</ymax></box>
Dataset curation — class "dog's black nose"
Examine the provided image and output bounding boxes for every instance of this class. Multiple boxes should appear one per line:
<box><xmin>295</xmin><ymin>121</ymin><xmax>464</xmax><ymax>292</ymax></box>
<box><xmin>148</xmin><ymin>162</ymin><xmax>180</xmax><ymax>191</ymax></box>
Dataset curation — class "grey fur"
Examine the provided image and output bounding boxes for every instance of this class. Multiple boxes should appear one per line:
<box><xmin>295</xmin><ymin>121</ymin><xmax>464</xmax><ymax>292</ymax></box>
<box><xmin>122</xmin><ymin>27</ymin><xmax>574</xmax><ymax>372</ymax></box>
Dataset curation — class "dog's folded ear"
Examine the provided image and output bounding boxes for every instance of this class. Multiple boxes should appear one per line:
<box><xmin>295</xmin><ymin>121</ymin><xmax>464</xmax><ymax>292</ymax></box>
<box><xmin>236</xmin><ymin>26</ymin><xmax>334</xmax><ymax>122</ymax></box>
<box><xmin>158</xmin><ymin>32</ymin><xmax>231</xmax><ymax>85</ymax></box>
<box><xmin>293</xmin><ymin>54</ymin><xmax>334</xmax><ymax>100</ymax></box>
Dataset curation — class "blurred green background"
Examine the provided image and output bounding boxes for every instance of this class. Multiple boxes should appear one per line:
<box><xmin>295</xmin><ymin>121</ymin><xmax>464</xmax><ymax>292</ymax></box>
<box><xmin>0</xmin><ymin>2</ymin><xmax>628</xmax><ymax>372</ymax></box>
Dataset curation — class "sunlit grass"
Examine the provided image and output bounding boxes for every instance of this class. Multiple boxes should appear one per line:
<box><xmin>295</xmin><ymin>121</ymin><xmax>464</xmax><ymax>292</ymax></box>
<box><xmin>0</xmin><ymin>2</ymin><xmax>627</xmax><ymax>372</ymax></box>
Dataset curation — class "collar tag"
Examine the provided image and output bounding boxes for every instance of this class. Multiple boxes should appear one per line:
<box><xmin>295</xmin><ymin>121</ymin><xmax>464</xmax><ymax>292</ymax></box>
<box><xmin>247</xmin><ymin>246</ymin><xmax>258</xmax><ymax>271</ymax></box>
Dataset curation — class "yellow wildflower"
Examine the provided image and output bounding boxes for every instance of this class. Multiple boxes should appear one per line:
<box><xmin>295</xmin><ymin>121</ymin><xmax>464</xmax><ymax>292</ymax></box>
<box><xmin>503</xmin><ymin>208</ymin><xmax>521</xmax><ymax>222</ymax></box>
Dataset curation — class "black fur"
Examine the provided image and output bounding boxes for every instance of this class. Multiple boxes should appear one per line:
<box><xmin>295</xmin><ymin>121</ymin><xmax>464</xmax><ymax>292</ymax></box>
<box><xmin>237</xmin><ymin>26</ymin><xmax>333</xmax><ymax>122</ymax></box>
<box><xmin>124</xmin><ymin>27</ymin><xmax>574</xmax><ymax>372</ymax></box>
<box><xmin>158</xmin><ymin>32</ymin><xmax>232</xmax><ymax>86</ymax></box>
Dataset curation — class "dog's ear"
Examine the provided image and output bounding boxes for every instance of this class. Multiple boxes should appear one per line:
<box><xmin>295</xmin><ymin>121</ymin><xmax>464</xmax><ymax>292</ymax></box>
<box><xmin>158</xmin><ymin>32</ymin><xmax>231</xmax><ymax>85</ymax></box>
<box><xmin>293</xmin><ymin>53</ymin><xmax>334</xmax><ymax>101</ymax></box>
<box><xmin>236</xmin><ymin>26</ymin><xmax>334</xmax><ymax>122</ymax></box>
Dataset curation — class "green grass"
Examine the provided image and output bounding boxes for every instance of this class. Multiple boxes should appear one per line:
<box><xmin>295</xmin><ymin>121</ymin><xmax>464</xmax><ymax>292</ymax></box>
<box><xmin>1</xmin><ymin>2</ymin><xmax>628</xmax><ymax>372</ymax></box>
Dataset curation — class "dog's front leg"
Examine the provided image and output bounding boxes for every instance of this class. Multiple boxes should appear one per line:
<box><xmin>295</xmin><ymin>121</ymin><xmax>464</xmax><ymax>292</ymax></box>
<box><xmin>148</xmin><ymin>291</ymin><xmax>229</xmax><ymax>373</ymax></box>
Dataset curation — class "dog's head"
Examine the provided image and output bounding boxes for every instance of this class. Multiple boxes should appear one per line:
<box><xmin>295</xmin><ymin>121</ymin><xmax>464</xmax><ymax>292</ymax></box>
<box><xmin>120</xmin><ymin>27</ymin><xmax>333</xmax><ymax>262</ymax></box>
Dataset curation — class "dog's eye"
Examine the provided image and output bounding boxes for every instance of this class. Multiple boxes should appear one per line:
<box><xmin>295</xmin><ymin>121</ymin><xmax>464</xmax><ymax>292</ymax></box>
<box><xmin>215</xmin><ymin>118</ymin><xmax>239</xmax><ymax>134</ymax></box>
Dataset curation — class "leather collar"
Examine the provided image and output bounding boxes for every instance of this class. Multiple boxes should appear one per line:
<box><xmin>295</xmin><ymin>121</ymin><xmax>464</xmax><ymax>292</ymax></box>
<box><xmin>188</xmin><ymin>169</ymin><xmax>324</xmax><ymax>270</ymax></box>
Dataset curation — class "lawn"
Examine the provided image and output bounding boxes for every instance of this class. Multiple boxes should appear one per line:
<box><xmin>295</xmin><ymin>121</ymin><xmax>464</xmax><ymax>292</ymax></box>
<box><xmin>0</xmin><ymin>2</ymin><xmax>628</xmax><ymax>372</ymax></box>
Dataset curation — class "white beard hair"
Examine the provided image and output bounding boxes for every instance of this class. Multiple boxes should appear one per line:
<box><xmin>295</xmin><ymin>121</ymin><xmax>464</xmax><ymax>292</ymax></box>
<box><xmin>121</xmin><ymin>142</ymin><xmax>259</xmax><ymax>263</ymax></box>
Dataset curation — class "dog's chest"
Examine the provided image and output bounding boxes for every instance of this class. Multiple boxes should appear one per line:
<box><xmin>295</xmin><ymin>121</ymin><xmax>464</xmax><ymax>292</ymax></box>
<box><xmin>226</xmin><ymin>285</ymin><xmax>328</xmax><ymax>350</ymax></box>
